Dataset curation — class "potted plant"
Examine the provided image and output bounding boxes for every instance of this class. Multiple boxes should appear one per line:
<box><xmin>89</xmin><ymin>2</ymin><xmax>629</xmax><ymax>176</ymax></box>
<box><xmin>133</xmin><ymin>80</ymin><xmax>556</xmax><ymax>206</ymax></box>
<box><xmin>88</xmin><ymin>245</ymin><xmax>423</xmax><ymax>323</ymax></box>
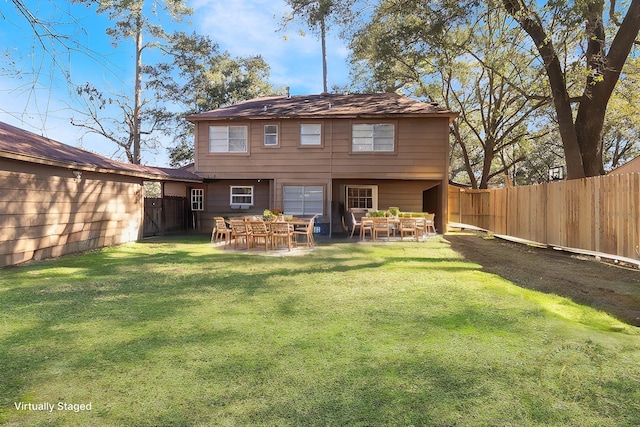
<box><xmin>388</xmin><ymin>207</ymin><xmax>400</xmax><ymax>217</ymax></box>
<box><xmin>271</xmin><ymin>207</ymin><xmax>284</xmax><ymax>221</ymax></box>
<box><xmin>367</xmin><ymin>210</ymin><xmax>386</xmax><ymax>217</ymax></box>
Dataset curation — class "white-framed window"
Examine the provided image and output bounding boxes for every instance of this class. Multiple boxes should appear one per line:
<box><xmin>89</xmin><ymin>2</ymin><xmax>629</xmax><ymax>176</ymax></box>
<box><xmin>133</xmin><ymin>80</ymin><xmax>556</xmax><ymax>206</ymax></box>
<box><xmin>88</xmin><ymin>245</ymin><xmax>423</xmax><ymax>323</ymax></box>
<box><xmin>346</xmin><ymin>185</ymin><xmax>378</xmax><ymax>210</ymax></box>
<box><xmin>209</xmin><ymin>125</ymin><xmax>248</xmax><ymax>153</ymax></box>
<box><xmin>300</xmin><ymin>123</ymin><xmax>322</xmax><ymax>146</ymax></box>
<box><xmin>191</xmin><ymin>188</ymin><xmax>204</xmax><ymax>211</ymax></box>
<box><xmin>230</xmin><ymin>186</ymin><xmax>254</xmax><ymax>207</ymax></box>
<box><xmin>283</xmin><ymin>185</ymin><xmax>324</xmax><ymax>216</ymax></box>
<box><xmin>264</xmin><ymin>124</ymin><xmax>278</xmax><ymax>146</ymax></box>
<box><xmin>352</xmin><ymin>123</ymin><xmax>395</xmax><ymax>152</ymax></box>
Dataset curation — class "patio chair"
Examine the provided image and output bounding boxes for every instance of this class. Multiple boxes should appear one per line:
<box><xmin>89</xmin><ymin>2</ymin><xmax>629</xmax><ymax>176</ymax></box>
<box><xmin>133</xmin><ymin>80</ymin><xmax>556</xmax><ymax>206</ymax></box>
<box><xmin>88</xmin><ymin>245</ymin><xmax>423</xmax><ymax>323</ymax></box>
<box><xmin>212</xmin><ymin>217</ymin><xmax>231</xmax><ymax>244</ymax></box>
<box><xmin>248</xmin><ymin>221</ymin><xmax>270</xmax><ymax>251</ymax></box>
<box><xmin>349</xmin><ymin>211</ymin><xmax>362</xmax><ymax>238</ymax></box>
<box><xmin>423</xmin><ymin>213</ymin><xmax>436</xmax><ymax>234</ymax></box>
<box><xmin>230</xmin><ymin>219</ymin><xmax>250</xmax><ymax>250</ymax></box>
<box><xmin>372</xmin><ymin>217</ymin><xmax>390</xmax><ymax>241</ymax></box>
<box><xmin>399</xmin><ymin>218</ymin><xmax>418</xmax><ymax>242</ymax></box>
<box><xmin>293</xmin><ymin>217</ymin><xmax>315</xmax><ymax>248</ymax></box>
<box><xmin>270</xmin><ymin>221</ymin><xmax>294</xmax><ymax>251</ymax></box>
<box><xmin>360</xmin><ymin>218</ymin><xmax>373</xmax><ymax>240</ymax></box>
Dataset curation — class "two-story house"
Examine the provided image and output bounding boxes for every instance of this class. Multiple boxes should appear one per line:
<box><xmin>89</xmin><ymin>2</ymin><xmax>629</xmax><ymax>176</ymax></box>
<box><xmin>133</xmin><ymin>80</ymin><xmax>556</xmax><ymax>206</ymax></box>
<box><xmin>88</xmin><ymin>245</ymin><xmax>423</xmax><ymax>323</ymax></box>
<box><xmin>186</xmin><ymin>93</ymin><xmax>457</xmax><ymax>235</ymax></box>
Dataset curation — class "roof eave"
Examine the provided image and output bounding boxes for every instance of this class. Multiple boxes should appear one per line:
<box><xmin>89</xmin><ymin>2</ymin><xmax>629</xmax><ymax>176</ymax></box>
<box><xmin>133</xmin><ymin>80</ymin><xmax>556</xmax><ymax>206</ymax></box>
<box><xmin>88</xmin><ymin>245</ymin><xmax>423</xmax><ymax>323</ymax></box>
<box><xmin>187</xmin><ymin>112</ymin><xmax>459</xmax><ymax>122</ymax></box>
<box><xmin>0</xmin><ymin>150</ymin><xmax>203</xmax><ymax>183</ymax></box>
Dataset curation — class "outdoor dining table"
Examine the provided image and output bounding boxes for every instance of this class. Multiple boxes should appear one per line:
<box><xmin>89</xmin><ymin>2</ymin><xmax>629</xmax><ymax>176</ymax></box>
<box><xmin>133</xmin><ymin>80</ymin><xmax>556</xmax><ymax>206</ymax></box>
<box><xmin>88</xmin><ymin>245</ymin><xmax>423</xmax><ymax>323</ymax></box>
<box><xmin>360</xmin><ymin>217</ymin><xmax>400</xmax><ymax>241</ymax></box>
<box><xmin>225</xmin><ymin>217</ymin><xmax>315</xmax><ymax>251</ymax></box>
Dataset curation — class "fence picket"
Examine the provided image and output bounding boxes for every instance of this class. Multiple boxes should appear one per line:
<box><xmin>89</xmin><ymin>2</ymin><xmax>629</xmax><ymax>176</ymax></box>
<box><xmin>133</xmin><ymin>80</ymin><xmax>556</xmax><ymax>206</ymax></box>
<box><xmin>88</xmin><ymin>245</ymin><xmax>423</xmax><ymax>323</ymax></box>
<box><xmin>451</xmin><ymin>173</ymin><xmax>640</xmax><ymax>261</ymax></box>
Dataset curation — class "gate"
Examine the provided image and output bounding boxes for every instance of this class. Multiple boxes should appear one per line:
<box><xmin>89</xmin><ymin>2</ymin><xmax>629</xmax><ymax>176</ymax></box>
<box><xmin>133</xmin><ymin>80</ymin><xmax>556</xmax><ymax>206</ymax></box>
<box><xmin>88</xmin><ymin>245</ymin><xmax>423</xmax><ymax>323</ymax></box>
<box><xmin>143</xmin><ymin>197</ymin><xmax>188</xmax><ymax>237</ymax></box>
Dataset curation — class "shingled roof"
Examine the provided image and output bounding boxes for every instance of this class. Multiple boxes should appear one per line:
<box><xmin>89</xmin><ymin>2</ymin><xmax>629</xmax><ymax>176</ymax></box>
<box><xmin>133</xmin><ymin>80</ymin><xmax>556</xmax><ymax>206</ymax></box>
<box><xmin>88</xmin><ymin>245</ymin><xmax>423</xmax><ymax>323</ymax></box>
<box><xmin>0</xmin><ymin>121</ymin><xmax>201</xmax><ymax>182</ymax></box>
<box><xmin>186</xmin><ymin>93</ymin><xmax>457</xmax><ymax>121</ymax></box>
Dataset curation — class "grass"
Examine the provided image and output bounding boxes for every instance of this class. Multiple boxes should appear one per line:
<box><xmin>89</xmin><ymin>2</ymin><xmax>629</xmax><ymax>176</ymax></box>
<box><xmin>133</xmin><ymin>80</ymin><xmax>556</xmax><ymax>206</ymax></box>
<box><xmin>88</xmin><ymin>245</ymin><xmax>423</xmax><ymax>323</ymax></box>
<box><xmin>1</xmin><ymin>235</ymin><xmax>639</xmax><ymax>426</ymax></box>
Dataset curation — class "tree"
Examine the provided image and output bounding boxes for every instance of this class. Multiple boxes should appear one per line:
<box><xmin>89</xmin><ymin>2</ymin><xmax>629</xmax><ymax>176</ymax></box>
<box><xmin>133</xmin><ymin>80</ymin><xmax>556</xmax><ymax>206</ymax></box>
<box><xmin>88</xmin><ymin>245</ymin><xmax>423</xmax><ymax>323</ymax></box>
<box><xmin>501</xmin><ymin>0</ymin><xmax>640</xmax><ymax>178</ymax></box>
<box><xmin>602</xmin><ymin>57</ymin><xmax>640</xmax><ymax>170</ymax></box>
<box><xmin>1</xmin><ymin>1</ymin><xmax>105</xmax><ymax>124</ymax></box>
<box><xmin>347</xmin><ymin>0</ymin><xmax>640</xmax><ymax>179</ymax></box>
<box><xmin>148</xmin><ymin>32</ymin><xmax>275</xmax><ymax>167</ymax></box>
<box><xmin>349</xmin><ymin>0</ymin><xmax>551</xmax><ymax>188</ymax></box>
<box><xmin>71</xmin><ymin>0</ymin><xmax>192</xmax><ymax>164</ymax></box>
<box><xmin>282</xmin><ymin>0</ymin><xmax>356</xmax><ymax>93</ymax></box>
<box><xmin>71</xmin><ymin>82</ymin><xmax>173</xmax><ymax>163</ymax></box>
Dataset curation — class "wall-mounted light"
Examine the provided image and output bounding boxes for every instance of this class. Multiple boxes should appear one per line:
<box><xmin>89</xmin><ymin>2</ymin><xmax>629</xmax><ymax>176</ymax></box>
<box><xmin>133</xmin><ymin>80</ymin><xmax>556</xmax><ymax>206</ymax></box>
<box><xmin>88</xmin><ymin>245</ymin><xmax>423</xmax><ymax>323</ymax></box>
<box><xmin>72</xmin><ymin>170</ymin><xmax>83</xmax><ymax>181</ymax></box>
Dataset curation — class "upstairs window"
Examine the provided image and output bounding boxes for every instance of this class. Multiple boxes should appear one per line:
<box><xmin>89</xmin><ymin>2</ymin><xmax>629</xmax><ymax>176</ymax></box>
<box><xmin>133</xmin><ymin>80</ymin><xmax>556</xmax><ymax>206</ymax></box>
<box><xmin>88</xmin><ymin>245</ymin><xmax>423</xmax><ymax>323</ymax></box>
<box><xmin>352</xmin><ymin>124</ymin><xmax>394</xmax><ymax>152</ymax></box>
<box><xmin>264</xmin><ymin>125</ymin><xmax>278</xmax><ymax>146</ymax></box>
<box><xmin>300</xmin><ymin>124</ymin><xmax>322</xmax><ymax>146</ymax></box>
<box><xmin>209</xmin><ymin>125</ymin><xmax>248</xmax><ymax>153</ymax></box>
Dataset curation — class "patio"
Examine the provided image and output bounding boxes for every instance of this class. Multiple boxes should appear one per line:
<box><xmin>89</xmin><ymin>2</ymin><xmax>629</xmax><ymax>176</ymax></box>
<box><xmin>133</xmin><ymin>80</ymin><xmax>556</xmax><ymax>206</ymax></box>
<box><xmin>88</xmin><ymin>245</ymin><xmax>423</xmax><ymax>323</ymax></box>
<box><xmin>211</xmin><ymin>210</ymin><xmax>439</xmax><ymax>254</ymax></box>
<box><xmin>211</xmin><ymin>221</ymin><xmax>438</xmax><ymax>256</ymax></box>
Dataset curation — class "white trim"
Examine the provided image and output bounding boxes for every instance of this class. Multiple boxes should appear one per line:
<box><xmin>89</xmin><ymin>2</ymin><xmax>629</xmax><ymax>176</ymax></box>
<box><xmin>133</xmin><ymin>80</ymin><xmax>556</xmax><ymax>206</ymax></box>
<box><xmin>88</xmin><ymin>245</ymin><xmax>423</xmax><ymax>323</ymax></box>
<box><xmin>209</xmin><ymin>125</ymin><xmax>248</xmax><ymax>153</ymax></box>
<box><xmin>345</xmin><ymin>185</ymin><xmax>378</xmax><ymax>211</ymax></box>
<box><xmin>264</xmin><ymin>124</ymin><xmax>278</xmax><ymax>146</ymax></box>
<box><xmin>283</xmin><ymin>185</ymin><xmax>324</xmax><ymax>216</ymax></box>
<box><xmin>300</xmin><ymin>123</ymin><xmax>322</xmax><ymax>146</ymax></box>
<box><xmin>229</xmin><ymin>185</ymin><xmax>254</xmax><ymax>207</ymax></box>
<box><xmin>191</xmin><ymin>188</ymin><xmax>204</xmax><ymax>211</ymax></box>
<box><xmin>351</xmin><ymin>123</ymin><xmax>395</xmax><ymax>152</ymax></box>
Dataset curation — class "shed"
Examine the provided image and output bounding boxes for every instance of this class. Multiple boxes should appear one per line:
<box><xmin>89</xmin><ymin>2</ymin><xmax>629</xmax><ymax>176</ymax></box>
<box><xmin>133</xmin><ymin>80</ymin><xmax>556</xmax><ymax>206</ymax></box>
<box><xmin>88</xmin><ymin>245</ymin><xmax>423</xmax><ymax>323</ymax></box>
<box><xmin>0</xmin><ymin>121</ymin><xmax>201</xmax><ymax>267</ymax></box>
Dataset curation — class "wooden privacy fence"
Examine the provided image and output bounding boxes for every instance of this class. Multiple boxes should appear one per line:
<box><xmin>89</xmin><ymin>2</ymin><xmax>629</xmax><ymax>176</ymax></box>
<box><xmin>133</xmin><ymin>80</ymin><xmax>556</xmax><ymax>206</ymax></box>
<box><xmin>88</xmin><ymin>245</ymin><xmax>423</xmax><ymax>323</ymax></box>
<box><xmin>451</xmin><ymin>173</ymin><xmax>640</xmax><ymax>261</ymax></box>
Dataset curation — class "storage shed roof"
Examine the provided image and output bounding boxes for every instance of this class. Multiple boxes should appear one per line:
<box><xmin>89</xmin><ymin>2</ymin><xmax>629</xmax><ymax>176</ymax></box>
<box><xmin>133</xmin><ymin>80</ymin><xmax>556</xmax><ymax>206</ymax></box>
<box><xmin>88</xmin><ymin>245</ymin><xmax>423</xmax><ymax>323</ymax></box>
<box><xmin>0</xmin><ymin>121</ymin><xmax>201</xmax><ymax>182</ymax></box>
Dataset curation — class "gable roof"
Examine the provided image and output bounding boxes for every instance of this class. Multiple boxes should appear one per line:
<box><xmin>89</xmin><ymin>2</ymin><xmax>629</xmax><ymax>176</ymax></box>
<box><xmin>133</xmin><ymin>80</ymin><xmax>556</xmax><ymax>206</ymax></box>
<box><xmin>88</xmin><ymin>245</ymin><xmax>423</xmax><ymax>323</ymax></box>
<box><xmin>608</xmin><ymin>156</ymin><xmax>640</xmax><ymax>175</ymax></box>
<box><xmin>186</xmin><ymin>93</ymin><xmax>458</xmax><ymax>122</ymax></box>
<box><xmin>0</xmin><ymin>121</ymin><xmax>201</xmax><ymax>182</ymax></box>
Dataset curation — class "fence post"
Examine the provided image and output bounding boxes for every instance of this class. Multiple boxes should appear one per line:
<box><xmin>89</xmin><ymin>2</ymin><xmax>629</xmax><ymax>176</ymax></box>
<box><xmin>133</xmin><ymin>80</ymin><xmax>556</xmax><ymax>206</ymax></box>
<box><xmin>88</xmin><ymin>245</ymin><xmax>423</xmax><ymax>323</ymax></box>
<box><xmin>594</xmin><ymin>177</ymin><xmax>600</xmax><ymax>254</ymax></box>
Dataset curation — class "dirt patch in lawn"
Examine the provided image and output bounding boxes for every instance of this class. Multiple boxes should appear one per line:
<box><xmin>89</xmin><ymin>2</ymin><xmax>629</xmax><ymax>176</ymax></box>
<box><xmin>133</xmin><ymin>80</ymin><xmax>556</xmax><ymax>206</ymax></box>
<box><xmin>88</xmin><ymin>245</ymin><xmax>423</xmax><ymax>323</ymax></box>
<box><xmin>444</xmin><ymin>232</ymin><xmax>640</xmax><ymax>327</ymax></box>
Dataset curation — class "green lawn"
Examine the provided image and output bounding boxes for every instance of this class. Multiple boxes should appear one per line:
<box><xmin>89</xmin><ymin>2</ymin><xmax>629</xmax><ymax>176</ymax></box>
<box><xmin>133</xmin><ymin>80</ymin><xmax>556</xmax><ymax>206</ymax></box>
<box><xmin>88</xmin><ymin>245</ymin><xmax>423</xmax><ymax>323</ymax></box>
<box><xmin>1</xmin><ymin>235</ymin><xmax>639</xmax><ymax>426</ymax></box>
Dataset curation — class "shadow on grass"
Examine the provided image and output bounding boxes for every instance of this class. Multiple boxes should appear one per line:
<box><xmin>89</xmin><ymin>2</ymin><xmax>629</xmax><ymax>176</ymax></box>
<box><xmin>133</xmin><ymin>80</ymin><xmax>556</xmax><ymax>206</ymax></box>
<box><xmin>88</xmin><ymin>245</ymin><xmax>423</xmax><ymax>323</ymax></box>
<box><xmin>4</xmin><ymin>236</ymin><xmax>637</xmax><ymax>425</ymax></box>
<box><xmin>0</xmin><ymin>236</ymin><xmax>479</xmax><ymax>411</ymax></box>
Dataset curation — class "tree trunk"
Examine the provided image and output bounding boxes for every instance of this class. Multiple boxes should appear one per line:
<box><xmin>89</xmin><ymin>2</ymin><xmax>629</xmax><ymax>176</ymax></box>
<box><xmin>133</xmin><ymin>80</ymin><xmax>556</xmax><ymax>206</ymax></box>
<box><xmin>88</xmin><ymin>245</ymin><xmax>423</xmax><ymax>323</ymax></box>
<box><xmin>133</xmin><ymin>12</ymin><xmax>143</xmax><ymax>165</ymax></box>
<box><xmin>321</xmin><ymin>17</ymin><xmax>328</xmax><ymax>93</ymax></box>
<box><xmin>450</xmin><ymin>120</ymin><xmax>479</xmax><ymax>188</ymax></box>
<box><xmin>504</xmin><ymin>0</ymin><xmax>640</xmax><ymax>178</ymax></box>
<box><xmin>504</xmin><ymin>3</ymin><xmax>585</xmax><ymax>179</ymax></box>
<box><xmin>574</xmin><ymin>0</ymin><xmax>640</xmax><ymax>176</ymax></box>
<box><xmin>478</xmin><ymin>137</ymin><xmax>494</xmax><ymax>189</ymax></box>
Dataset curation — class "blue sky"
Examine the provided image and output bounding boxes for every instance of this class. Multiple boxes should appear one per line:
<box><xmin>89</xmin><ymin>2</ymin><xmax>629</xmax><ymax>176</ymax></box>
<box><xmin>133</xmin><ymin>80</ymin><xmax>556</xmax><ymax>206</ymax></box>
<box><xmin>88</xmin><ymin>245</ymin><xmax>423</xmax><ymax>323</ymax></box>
<box><xmin>0</xmin><ymin>0</ymin><xmax>352</xmax><ymax>166</ymax></box>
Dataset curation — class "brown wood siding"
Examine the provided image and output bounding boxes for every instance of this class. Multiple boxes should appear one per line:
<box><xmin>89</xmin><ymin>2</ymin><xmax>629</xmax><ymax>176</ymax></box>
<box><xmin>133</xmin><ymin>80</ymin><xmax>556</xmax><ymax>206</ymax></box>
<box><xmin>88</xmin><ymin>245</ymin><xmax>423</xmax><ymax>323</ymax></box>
<box><xmin>196</xmin><ymin>180</ymin><xmax>272</xmax><ymax>234</ymax></box>
<box><xmin>0</xmin><ymin>159</ymin><xmax>144</xmax><ymax>267</ymax></box>
<box><xmin>195</xmin><ymin>121</ymin><xmax>331</xmax><ymax>180</ymax></box>
<box><xmin>330</xmin><ymin>118</ymin><xmax>448</xmax><ymax>179</ymax></box>
<box><xmin>331</xmin><ymin>179</ymin><xmax>443</xmax><ymax>233</ymax></box>
<box><xmin>193</xmin><ymin>117</ymin><xmax>448</xmax><ymax>181</ymax></box>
